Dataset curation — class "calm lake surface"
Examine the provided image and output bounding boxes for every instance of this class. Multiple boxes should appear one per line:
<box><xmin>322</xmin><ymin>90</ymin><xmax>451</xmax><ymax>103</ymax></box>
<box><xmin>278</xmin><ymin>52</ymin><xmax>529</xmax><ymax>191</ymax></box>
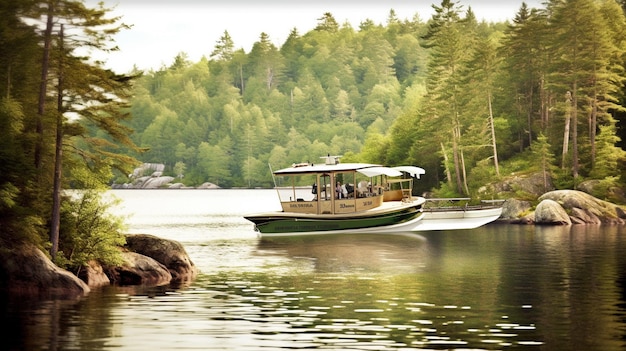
<box><xmin>2</xmin><ymin>189</ymin><xmax>626</xmax><ymax>350</ymax></box>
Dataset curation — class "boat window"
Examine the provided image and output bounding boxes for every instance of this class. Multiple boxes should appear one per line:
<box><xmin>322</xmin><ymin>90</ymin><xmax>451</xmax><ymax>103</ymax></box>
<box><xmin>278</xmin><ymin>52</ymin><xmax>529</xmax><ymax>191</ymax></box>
<box><xmin>274</xmin><ymin>174</ymin><xmax>318</xmax><ymax>202</ymax></box>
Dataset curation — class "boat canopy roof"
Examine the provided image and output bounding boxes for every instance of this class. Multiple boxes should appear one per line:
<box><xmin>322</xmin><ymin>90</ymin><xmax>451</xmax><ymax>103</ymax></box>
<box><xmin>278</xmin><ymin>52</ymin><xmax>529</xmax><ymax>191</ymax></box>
<box><xmin>357</xmin><ymin>166</ymin><xmax>402</xmax><ymax>177</ymax></box>
<box><xmin>273</xmin><ymin>162</ymin><xmax>381</xmax><ymax>175</ymax></box>
<box><xmin>273</xmin><ymin>162</ymin><xmax>426</xmax><ymax>179</ymax></box>
<box><xmin>392</xmin><ymin>166</ymin><xmax>426</xmax><ymax>179</ymax></box>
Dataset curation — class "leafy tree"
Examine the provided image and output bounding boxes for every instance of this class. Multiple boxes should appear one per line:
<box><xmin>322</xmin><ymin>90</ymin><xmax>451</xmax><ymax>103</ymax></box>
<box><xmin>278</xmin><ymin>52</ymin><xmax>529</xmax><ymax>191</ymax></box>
<box><xmin>0</xmin><ymin>0</ymin><xmax>139</xmax><ymax>261</ymax></box>
<box><xmin>58</xmin><ymin>189</ymin><xmax>126</xmax><ymax>275</ymax></box>
<box><xmin>120</xmin><ymin>0</ymin><xmax>626</xmax><ymax>200</ymax></box>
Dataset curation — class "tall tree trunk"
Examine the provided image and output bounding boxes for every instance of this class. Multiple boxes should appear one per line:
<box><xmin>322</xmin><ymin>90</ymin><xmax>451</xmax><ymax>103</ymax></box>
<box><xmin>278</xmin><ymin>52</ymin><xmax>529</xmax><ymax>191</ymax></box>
<box><xmin>488</xmin><ymin>94</ymin><xmax>500</xmax><ymax>176</ymax></box>
<box><xmin>452</xmin><ymin>124</ymin><xmax>463</xmax><ymax>195</ymax></box>
<box><xmin>562</xmin><ymin>91</ymin><xmax>572</xmax><ymax>168</ymax></box>
<box><xmin>527</xmin><ymin>90</ymin><xmax>533</xmax><ymax>148</ymax></box>
<box><xmin>239</xmin><ymin>64</ymin><xmax>244</xmax><ymax>95</ymax></box>
<box><xmin>571</xmin><ymin>85</ymin><xmax>579</xmax><ymax>178</ymax></box>
<box><xmin>590</xmin><ymin>95</ymin><xmax>597</xmax><ymax>168</ymax></box>
<box><xmin>50</xmin><ymin>23</ymin><xmax>64</xmax><ymax>258</ymax></box>
<box><xmin>6</xmin><ymin>64</ymin><xmax>10</xmax><ymax>98</ymax></box>
<box><xmin>460</xmin><ymin>149</ymin><xmax>469</xmax><ymax>195</ymax></box>
<box><xmin>36</xmin><ymin>0</ymin><xmax>55</xmax><ymax>169</ymax></box>
<box><xmin>440</xmin><ymin>142</ymin><xmax>452</xmax><ymax>187</ymax></box>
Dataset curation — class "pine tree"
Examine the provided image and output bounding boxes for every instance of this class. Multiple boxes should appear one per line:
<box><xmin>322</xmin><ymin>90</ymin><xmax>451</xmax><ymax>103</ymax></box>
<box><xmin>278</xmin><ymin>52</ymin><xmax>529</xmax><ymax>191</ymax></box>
<box><xmin>543</xmin><ymin>0</ymin><xmax>626</xmax><ymax>182</ymax></box>
<box><xmin>530</xmin><ymin>132</ymin><xmax>556</xmax><ymax>192</ymax></box>
<box><xmin>501</xmin><ymin>3</ymin><xmax>547</xmax><ymax>149</ymax></box>
<box><xmin>8</xmin><ymin>0</ymin><xmax>138</xmax><ymax>258</ymax></box>
<box><xmin>421</xmin><ymin>0</ymin><xmax>472</xmax><ymax>195</ymax></box>
<box><xmin>211</xmin><ymin>30</ymin><xmax>235</xmax><ymax>61</ymax></box>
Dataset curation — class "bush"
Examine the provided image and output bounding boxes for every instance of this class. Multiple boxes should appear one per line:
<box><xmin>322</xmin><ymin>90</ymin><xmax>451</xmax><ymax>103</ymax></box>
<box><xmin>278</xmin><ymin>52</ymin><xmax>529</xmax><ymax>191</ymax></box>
<box><xmin>56</xmin><ymin>190</ymin><xmax>126</xmax><ymax>275</ymax></box>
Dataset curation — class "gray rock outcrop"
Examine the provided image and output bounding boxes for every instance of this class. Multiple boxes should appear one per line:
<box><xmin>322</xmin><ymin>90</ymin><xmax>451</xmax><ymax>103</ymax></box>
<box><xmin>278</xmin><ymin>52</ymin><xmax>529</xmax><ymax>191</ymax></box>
<box><xmin>538</xmin><ymin>190</ymin><xmax>626</xmax><ymax>225</ymax></box>
<box><xmin>0</xmin><ymin>244</ymin><xmax>90</xmax><ymax>299</ymax></box>
<box><xmin>498</xmin><ymin>190</ymin><xmax>626</xmax><ymax>225</ymax></box>
<box><xmin>79</xmin><ymin>260</ymin><xmax>111</xmax><ymax>288</ymax></box>
<box><xmin>500</xmin><ymin>198</ymin><xmax>533</xmax><ymax>223</ymax></box>
<box><xmin>100</xmin><ymin>234</ymin><xmax>198</xmax><ymax>287</ymax></box>
<box><xmin>0</xmin><ymin>234</ymin><xmax>198</xmax><ymax>298</ymax></box>
<box><xmin>106</xmin><ymin>251</ymin><xmax>173</xmax><ymax>286</ymax></box>
<box><xmin>534</xmin><ymin>199</ymin><xmax>572</xmax><ymax>225</ymax></box>
<box><xmin>489</xmin><ymin>172</ymin><xmax>555</xmax><ymax>197</ymax></box>
<box><xmin>124</xmin><ymin>234</ymin><xmax>198</xmax><ymax>283</ymax></box>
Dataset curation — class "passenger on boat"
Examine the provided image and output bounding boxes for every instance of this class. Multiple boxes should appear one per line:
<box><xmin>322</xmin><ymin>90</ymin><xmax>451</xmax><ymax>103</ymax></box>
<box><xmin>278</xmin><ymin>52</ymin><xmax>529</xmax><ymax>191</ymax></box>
<box><xmin>357</xmin><ymin>180</ymin><xmax>370</xmax><ymax>197</ymax></box>
<box><xmin>345</xmin><ymin>183</ymin><xmax>354</xmax><ymax>198</ymax></box>
<box><xmin>336</xmin><ymin>181</ymin><xmax>348</xmax><ymax>199</ymax></box>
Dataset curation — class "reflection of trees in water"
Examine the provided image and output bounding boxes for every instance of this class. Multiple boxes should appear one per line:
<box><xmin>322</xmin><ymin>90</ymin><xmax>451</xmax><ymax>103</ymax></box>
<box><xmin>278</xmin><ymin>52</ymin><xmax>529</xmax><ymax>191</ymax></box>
<box><xmin>258</xmin><ymin>233</ymin><xmax>430</xmax><ymax>274</ymax></box>
<box><xmin>1</xmin><ymin>284</ymin><xmax>178</xmax><ymax>351</ymax></box>
<box><xmin>5</xmin><ymin>226</ymin><xmax>626</xmax><ymax>350</ymax></box>
<box><xmin>0</xmin><ymin>295</ymin><xmax>82</xmax><ymax>351</ymax></box>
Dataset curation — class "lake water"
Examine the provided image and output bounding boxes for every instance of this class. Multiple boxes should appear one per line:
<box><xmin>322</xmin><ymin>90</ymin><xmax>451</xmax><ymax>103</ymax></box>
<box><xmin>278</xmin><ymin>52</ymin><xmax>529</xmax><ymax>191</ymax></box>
<box><xmin>2</xmin><ymin>189</ymin><xmax>626</xmax><ymax>350</ymax></box>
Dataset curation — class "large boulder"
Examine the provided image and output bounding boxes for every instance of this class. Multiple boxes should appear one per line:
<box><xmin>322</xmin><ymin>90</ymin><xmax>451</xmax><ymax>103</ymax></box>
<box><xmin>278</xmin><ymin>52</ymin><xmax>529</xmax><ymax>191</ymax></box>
<box><xmin>490</xmin><ymin>172</ymin><xmax>555</xmax><ymax>198</ymax></box>
<box><xmin>105</xmin><ymin>251</ymin><xmax>172</xmax><ymax>286</ymax></box>
<box><xmin>499</xmin><ymin>198</ymin><xmax>533</xmax><ymax>223</ymax></box>
<box><xmin>534</xmin><ymin>199</ymin><xmax>572</xmax><ymax>225</ymax></box>
<box><xmin>0</xmin><ymin>244</ymin><xmax>90</xmax><ymax>299</ymax></box>
<box><xmin>79</xmin><ymin>260</ymin><xmax>111</xmax><ymax>288</ymax></box>
<box><xmin>539</xmin><ymin>190</ymin><xmax>626</xmax><ymax>224</ymax></box>
<box><xmin>140</xmin><ymin>176</ymin><xmax>175</xmax><ymax>189</ymax></box>
<box><xmin>124</xmin><ymin>234</ymin><xmax>198</xmax><ymax>283</ymax></box>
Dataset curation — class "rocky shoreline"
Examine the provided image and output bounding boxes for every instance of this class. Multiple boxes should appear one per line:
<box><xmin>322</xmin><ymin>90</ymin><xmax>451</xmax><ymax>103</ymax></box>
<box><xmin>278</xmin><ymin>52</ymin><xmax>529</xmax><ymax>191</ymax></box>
<box><xmin>0</xmin><ymin>234</ymin><xmax>197</xmax><ymax>299</ymax></box>
<box><xmin>0</xmin><ymin>189</ymin><xmax>624</xmax><ymax>299</ymax></box>
<box><xmin>498</xmin><ymin>190</ymin><xmax>626</xmax><ymax>225</ymax></box>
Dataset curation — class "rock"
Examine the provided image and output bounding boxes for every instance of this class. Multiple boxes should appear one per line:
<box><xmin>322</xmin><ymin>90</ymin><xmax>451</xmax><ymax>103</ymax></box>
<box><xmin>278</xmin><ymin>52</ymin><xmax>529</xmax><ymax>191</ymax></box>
<box><xmin>106</xmin><ymin>251</ymin><xmax>172</xmax><ymax>286</ymax></box>
<box><xmin>569</xmin><ymin>207</ymin><xmax>601</xmax><ymax>224</ymax></box>
<box><xmin>499</xmin><ymin>198</ymin><xmax>532</xmax><ymax>222</ymax></box>
<box><xmin>0</xmin><ymin>244</ymin><xmax>90</xmax><ymax>299</ymax></box>
<box><xmin>577</xmin><ymin>180</ymin><xmax>626</xmax><ymax>204</ymax></box>
<box><xmin>139</xmin><ymin>176</ymin><xmax>175</xmax><ymax>189</ymax></box>
<box><xmin>125</xmin><ymin>234</ymin><xmax>198</xmax><ymax>283</ymax></box>
<box><xmin>491</xmin><ymin>172</ymin><xmax>554</xmax><ymax>198</ymax></box>
<box><xmin>197</xmin><ymin>182</ymin><xmax>220</xmax><ymax>189</ymax></box>
<box><xmin>78</xmin><ymin>260</ymin><xmax>110</xmax><ymax>288</ymax></box>
<box><xmin>539</xmin><ymin>190</ymin><xmax>626</xmax><ymax>224</ymax></box>
<box><xmin>535</xmin><ymin>199</ymin><xmax>572</xmax><ymax>225</ymax></box>
<box><xmin>577</xmin><ymin>180</ymin><xmax>600</xmax><ymax>195</ymax></box>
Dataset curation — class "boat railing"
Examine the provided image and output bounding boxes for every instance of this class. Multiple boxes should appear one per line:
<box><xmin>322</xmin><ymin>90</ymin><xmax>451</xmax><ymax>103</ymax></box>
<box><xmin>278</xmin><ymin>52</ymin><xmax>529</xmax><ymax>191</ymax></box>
<box><xmin>424</xmin><ymin>198</ymin><xmax>505</xmax><ymax>212</ymax></box>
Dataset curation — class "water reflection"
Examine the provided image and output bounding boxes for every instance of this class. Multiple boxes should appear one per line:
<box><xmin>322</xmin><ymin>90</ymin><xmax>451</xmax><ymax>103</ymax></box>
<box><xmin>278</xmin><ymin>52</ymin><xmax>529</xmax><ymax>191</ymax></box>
<box><xmin>257</xmin><ymin>233</ymin><xmax>429</xmax><ymax>274</ymax></box>
<box><xmin>3</xmin><ymin>224</ymin><xmax>626</xmax><ymax>350</ymax></box>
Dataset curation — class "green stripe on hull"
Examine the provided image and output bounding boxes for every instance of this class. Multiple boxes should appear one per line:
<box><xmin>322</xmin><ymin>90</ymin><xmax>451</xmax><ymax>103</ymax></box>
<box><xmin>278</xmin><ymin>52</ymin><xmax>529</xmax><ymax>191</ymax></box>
<box><xmin>254</xmin><ymin>208</ymin><xmax>421</xmax><ymax>234</ymax></box>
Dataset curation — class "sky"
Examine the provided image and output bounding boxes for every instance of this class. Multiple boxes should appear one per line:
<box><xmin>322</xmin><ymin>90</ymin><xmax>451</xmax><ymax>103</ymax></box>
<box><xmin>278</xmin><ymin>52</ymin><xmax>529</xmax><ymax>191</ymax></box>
<box><xmin>91</xmin><ymin>0</ymin><xmax>544</xmax><ymax>73</ymax></box>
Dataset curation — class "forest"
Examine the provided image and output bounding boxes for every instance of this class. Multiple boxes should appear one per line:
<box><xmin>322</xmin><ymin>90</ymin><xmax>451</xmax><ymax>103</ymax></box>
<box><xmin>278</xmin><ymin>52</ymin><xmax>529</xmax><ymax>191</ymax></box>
<box><xmin>1</xmin><ymin>0</ymin><xmax>626</xmax><ymax>266</ymax></box>
<box><xmin>124</xmin><ymin>0</ymin><xmax>626</xmax><ymax>199</ymax></box>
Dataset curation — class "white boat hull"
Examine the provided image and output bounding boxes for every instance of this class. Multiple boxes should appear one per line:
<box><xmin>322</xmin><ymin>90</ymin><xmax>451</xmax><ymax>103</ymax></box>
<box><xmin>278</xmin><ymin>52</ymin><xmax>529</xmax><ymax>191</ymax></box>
<box><xmin>412</xmin><ymin>207</ymin><xmax>503</xmax><ymax>231</ymax></box>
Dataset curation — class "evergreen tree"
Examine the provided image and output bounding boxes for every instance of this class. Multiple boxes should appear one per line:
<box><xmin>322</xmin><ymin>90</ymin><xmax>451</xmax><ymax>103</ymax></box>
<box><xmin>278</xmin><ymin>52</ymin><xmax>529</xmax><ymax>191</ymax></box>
<box><xmin>421</xmin><ymin>0</ymin><xmax>472</xmax><ymax>195</ymax></box>
<box><xmin>501</xmin><ymin>3</ymin><xmax>547</xmax><ymax>149</ymax></box>
<box><xmin>530</xmin><ymin>133</ymin><xmax>556</xmax><ymax>192</ymax></box>
<box><xmin>315</xmin><ymin>12</ymin><xmax>339</xmax><ymax>33</ymax></box>
<box><xmin>211</xmin><ymin>30</ymin><xmax>235</xmax><ymax>61</ymax></box>
<box><xmin>548</xmin><ymin>0</ymin><xmax>623</xmax><ymax>179</ymax></box>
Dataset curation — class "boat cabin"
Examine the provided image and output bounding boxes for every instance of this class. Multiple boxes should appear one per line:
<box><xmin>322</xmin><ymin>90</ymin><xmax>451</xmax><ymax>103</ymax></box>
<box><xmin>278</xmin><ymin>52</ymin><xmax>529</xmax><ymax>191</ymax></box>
<box><xmin>272</xmin><ymin>156</ymin><xmax>424</xmax><ymax>216</ymax></box>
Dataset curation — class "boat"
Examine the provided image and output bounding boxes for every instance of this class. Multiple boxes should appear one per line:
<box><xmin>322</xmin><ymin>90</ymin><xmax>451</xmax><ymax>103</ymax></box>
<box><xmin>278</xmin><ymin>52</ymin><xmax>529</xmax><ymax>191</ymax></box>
<box><xmin>244</xmin><ymin>155</ymin><xmax>504</xmax><ymax>237</ymax></box>
<box><xmin>419</xmin><ymin>198</ymin><xmax>505</xmax><ymax>231</ymax></box>
<box><xmin>244</xmin><ymin>155</ymin><xmax>427</xmax><ymax>236</ymax></box>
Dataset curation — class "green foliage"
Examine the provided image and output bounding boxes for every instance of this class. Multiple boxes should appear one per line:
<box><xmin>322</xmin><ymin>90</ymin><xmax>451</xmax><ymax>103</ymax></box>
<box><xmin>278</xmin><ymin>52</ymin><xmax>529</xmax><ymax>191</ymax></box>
<box><xmin>0</xmin><ymin>1</ymin><xmax>140</xmax><ymax>266</ymax></box>
<box><xmin>57</xmin><ymin>190</ymin><xmax>126</xmax><ymax>273</ymax></box>
<box><xmin>593</xmin><ymin>176</ymin><xmax>625</xmax><ymax>204</ymax></box>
